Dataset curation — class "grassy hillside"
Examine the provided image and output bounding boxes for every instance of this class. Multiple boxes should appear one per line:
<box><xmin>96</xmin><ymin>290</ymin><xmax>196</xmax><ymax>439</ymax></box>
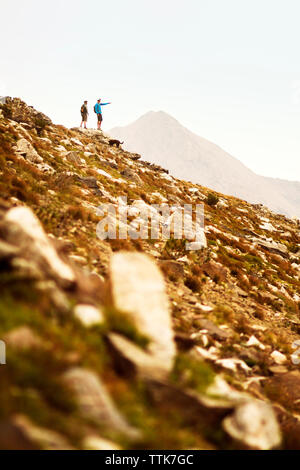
<box><xmin>0</xmin><ymin>98</ymin><xmax>299</xmax><ymax>450</ymax></box>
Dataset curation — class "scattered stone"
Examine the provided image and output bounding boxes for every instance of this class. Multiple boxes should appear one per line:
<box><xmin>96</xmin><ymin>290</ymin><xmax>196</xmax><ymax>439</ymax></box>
<box><xmin>4</xmin><ymin>327</ymin><xmax>43</xmax><ymax>350</ymax></box>
<box><xmin>215</xmin><ymin>358</ymin><xmax>251</xmax><ymax>373</ymax></box>
<box><xmin>269</xmin><ymin>365</ymin><xmax>288</xmax><ymax>375</ymax></box>
<box><xmin>74</xmin><ymin>304</ymin><xmax>104</xmax><ymax>327</ymax></box>
<box><xmin>15</xmin><ymin>138</ymin><xmax>43</xmax><ymax>163</ymax></box>
<box><xmin>62</xmin><ymin>368</ymin><xmax>140</xmax><ymax>439</ymax></box>
<box><xmin>271</xmin><ymin>350</ymin><xmax>287</xmax><ymax>365</ymax></box>
<box><xmin>36</xmin><ymin>162</ymin><xmax>55</xmax><ymax>174</ymax></box>
<box><xmin>70</xmin><ymin>137</ymin><xmax>83</xmax><ymax>146</ymax></box>
<box><xmin>252</xmin><ymin>237</ymin><xmax>288</xmax><ymax>257</ymax></box>
<box><xmin>177</xmin><ymin>255</ymin><xmax>189</xmax><ymax>263</ymax></box>
<box><xmin>76</xmin><ymin>176</ymin><xmax>102</xmax><ymax>195</ymax></box>
<box><xmin>223</xmin><ymin>400</ymin><xmax>281</xmax><ymax>450</ymax></box>
<box><xmin>120</xmin><ymin>168</ymin><xmax>142</xmax><ymax>184</ymax></box>
<box><xmin>195</xmin><ymin>346</ymin><xmax>219</xmax><ymax>361</ymax></box>
<box><xmin>193</xmin><ymin>303</ymin><xmax>214</xmax><ymax>313</ymax></box>
<box><xmin>186</xmin><ymin>240</ymin><xmax>207</xmax><ymax>250</ymax></box>
<box><xmin>65</xmin><ymin>151</ymin><xmax>82</xmax><ymax>166</ymax></box>
<box><xmin>69</xmin><ymin>254</ymin><xmax>87</xmax><ymax>265</ymax></box>
<box><xmin>82</xmin><ymin>435</ymin><xmax>122</xmax><ymax>450</ymax></box>
<box><xmin>196</xmin><ymin>319</ymin><xmax>230</xmax><ymax>340</ymax></box>
<box><xmin>245</xmin><ymin>335</ymin><xmax>265</xmax><ymax>350</ymax></box>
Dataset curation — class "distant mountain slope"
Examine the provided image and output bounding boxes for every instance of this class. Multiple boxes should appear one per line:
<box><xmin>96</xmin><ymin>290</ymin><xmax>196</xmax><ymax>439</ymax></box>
<box><xmin>110</xmin><ymin>111</ymin><xmax>300</xmax><ymax>218</ymax></box>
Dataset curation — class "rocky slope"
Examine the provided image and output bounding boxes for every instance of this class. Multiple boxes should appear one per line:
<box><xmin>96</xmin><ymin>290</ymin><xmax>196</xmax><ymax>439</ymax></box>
<box><xmin>110</xmin><ymin>111</ymin><xmax>300</xmax><ymax>218</ymax></box>
<box><xmin>0</xmin><ymin>97</ymin><xmax>299</xmax><ymax>450</ymax></box>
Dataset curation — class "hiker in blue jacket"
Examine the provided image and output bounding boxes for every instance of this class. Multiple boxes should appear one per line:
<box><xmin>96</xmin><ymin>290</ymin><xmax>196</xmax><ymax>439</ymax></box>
<box><xmin>94</xmin><ymin>98</ymin><xmax>111</xmax><ymax>130</ymax></box>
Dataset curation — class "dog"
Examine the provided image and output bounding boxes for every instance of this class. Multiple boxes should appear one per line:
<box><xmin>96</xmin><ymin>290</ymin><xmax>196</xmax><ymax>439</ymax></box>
<box><xmin>108</xmin><ymin>139</ymin><xmax>124</xmax><ymax>148</ymax></box>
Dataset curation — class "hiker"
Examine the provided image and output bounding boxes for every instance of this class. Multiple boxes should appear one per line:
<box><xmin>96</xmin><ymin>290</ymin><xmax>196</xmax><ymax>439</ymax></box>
<box><xmin>94</xmin><ymin>99</ymin><xmax>111</xmax><ymax>130</ymax></box>
<box><xmin>80</xmin><ymin>101</ymin><xmax>88</xmax><ymax>129</ymax></box>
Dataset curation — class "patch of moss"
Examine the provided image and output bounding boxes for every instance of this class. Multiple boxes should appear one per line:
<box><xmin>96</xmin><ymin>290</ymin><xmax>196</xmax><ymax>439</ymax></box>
<box><xmin>105</xmin><ymin>306</ymin><xmax>150</xmax><ymax>349</ymax></box>
<box><xmin>171</xmin><ymin>353</ymin><xmax>215</xmax><ymax>394</ymax></box>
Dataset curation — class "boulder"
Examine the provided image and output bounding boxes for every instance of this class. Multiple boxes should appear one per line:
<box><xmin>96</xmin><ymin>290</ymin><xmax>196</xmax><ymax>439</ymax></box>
<box><xmin>36</xmin><ymin>162</ymin><xmax>55</xmax><ymax>174</ymax></box>
<box><xmin>62</xmin><ymin>368</ymin><xmax>140</xmax><ymax>439</ymax></box>
<box><xmin>73</xmin><ymin>304</ymin><xmax>104</xmax><ymax>327</ymax></box>
<box><xmin>4</xmin><ymin>206</ymin><xmax>75</xmax><ymax>287</ymax></box>
<box><xmin>120</xmin><ymin>168</ymin><xmax>142</xmax><ymax>184</ymax></box>
<box><xmin>15</xmin><ymin>138</ymin><xmax>43</xmax><ymax>163</ymax></box>
<box><xmin>65</xmin><ymin>151</ymin><xmax>82</xmax><ymax>166</ymax></box>
<box><xmin>107</xmin><ymin>333</ymin><xmax>171</xmax><ymax>380</ymax></box>
<box><xmin>4</xmin><ymin>326</ymin><xmax>43</xmax><ymax>350</ymax></box>
<box><xmin>252</xmin><ymin>237</ymin><xmax>288</xmax><ymax>258</ymax></box>
<box><xmin>76</xmin><ymin>176</ymin><xmax>102</xmax><ymax>195</ymax></box>
<box><xmin>223</xmin><ymin>400</ymin><xmax>281</xmax><ymax>450</ymax></box>
<box><xmin>270</xmin><ymin>350</ymin><xmax>287</xmax><ymax>365</ymax></box>
<box><xmin>109</xmin><ymin>252</ymin><xmax>176</xmax><ymax>372</ymax></box>
<box><xmin>196</xmin><ymin>319</ymin><xmax>231</xmax><ymax>341</ymax></box>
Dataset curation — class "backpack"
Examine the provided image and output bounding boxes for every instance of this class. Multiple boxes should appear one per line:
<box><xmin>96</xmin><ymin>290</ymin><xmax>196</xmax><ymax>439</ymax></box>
<box><xmin>94</xmin><ymin>104</ymin><xmax>97</xmax><ymax>113</ymax></box>
<box><xmin>81</xmin><ymin>105</ymin><xmax>86</xmax><ymax>114</ymax></box>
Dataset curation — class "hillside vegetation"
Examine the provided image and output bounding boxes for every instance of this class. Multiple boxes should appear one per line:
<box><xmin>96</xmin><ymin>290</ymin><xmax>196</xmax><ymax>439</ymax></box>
<box><xmin>0</xmin><ymin>98</ymin><xmax>299</xmax><ymax>450</ymax></box>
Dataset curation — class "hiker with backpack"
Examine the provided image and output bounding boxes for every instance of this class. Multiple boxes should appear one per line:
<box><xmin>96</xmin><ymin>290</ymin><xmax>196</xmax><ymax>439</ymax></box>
<box><xmin>80</xmin><ymin>100</ymin><xmax>88</xmax><ymax>129</ymax></box>
<box><xmin>94</xmin><ymin>99</ymin><xmax>111</xmax><ymax>130</ymax></box>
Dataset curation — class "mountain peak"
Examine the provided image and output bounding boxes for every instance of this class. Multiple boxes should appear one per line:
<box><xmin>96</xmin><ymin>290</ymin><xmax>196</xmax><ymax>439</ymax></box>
<box><xmin>110</xmin><ymin>112</ymin><xmax>300</xmax><ymax>218</ymax></box>
<box><xmin>137</xmin><ymin>110</ymin><xmax>179</xmax><ymax>124</ymax></box>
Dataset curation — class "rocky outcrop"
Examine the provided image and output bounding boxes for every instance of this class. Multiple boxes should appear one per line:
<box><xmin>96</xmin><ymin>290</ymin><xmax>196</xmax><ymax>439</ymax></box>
<box><xmin>109</xmin><ymin>252</ymin><xmax>176</xmax><ymax>373</ymax></box>
<box><xmin>3</xmin><ymin>206</ymin><xmax>75</xmax><ymax>287</ymax></box>
<box><xmin>0</xmin><ymin>97</ymin><xmax>52</xmax><ymax>130</ymax></box>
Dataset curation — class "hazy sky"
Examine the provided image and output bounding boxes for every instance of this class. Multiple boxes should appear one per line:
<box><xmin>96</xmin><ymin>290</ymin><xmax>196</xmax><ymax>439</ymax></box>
<box><xmin>1</xmin><ymin>0</ymin><xmax>300</xmax><ymax>181</ymax></box>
